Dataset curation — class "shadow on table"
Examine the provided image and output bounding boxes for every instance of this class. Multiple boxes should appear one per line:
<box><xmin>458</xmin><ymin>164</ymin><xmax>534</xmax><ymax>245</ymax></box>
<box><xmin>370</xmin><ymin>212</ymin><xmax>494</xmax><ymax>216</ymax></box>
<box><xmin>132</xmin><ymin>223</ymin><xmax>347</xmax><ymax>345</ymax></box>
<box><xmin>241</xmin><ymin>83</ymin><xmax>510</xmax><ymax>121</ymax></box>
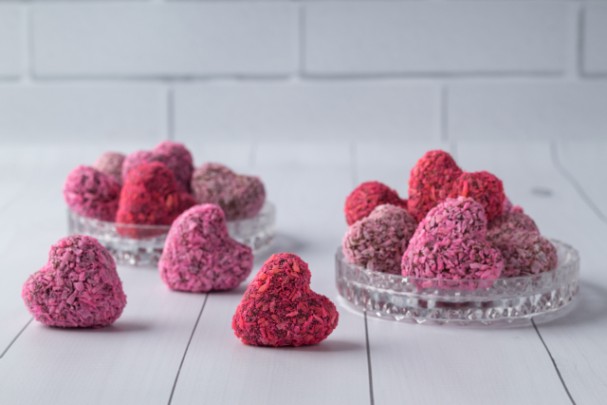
<box><xmin>538</xmin><ymin>280</ymin><xmax>607</xmax><ymax>329</ymax></box>
<box><xmin>263</xmin><ymin>339</ymin><xmax>364</xmax><ymax>354</ymax></box>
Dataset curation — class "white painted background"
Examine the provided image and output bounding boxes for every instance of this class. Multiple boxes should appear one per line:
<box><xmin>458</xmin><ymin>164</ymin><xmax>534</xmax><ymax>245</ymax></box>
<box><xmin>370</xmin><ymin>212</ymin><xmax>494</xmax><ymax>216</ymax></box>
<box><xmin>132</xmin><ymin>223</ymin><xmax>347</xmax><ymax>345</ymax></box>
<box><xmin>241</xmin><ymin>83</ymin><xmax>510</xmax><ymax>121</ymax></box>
<box><xmin>0</xmin><ymin>1</ymin><xmax>606</xmax><ymax>143</ymax></box>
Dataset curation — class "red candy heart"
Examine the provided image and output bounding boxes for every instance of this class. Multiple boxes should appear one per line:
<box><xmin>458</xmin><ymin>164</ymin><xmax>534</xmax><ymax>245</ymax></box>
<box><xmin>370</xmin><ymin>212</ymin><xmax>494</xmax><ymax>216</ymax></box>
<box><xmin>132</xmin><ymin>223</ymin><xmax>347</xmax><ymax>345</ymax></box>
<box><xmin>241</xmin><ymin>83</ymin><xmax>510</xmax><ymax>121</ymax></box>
<box><xmin>63</xmin><ymin>165</ymin><xmax>121</xmax><ymax>222</ymax></box>
<box><xmin>232</xmin><ymin>253</ymin><xmax>339</xmax><ymax>347</ymax></box>
<box><xmin>191</xmin><ymin>163</ymin><xmax>266</xmax><ymax>221</ymax></box>
<box><xmin>116</xmin><ymin>162</ymin><xmax>194</xmax><ymax>238</ymax></box>
<box><xmin>407</xmin><ymin>150</ymin><xmax>463</xmax><ymax>222</ymax></box>
<box><xmin>449</xmin><ymin>171</ymin><xmax>505</xmax><ymax>221</ymax></box>
<box><xmin>344</xmin><ymin>181</ymin><xmax>407</xmax><ymax>225</ymax></box>
<box><xmin>159</xmin><ymin>204</ymin><xmax>254</xmax><ymax>292</ymax></box>
<box><xmin>22</xmin><ymin>235</ymin><xmax>127</xmax><ymax>328</ymax></box>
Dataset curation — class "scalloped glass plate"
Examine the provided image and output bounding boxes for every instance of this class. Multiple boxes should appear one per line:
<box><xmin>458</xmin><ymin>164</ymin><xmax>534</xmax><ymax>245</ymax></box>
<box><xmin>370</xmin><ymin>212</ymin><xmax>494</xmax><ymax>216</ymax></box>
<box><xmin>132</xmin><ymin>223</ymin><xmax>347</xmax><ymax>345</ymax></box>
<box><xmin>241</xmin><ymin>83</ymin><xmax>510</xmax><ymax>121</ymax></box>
<box><xmin>67</xmin><ymin>202</ymin><xmax>276</xmax><ymax>267</ymax></box>
<box><xmin>335</xmin><ymin>239</ymin><xmax>579</xmax><ymax>327</ymax></box>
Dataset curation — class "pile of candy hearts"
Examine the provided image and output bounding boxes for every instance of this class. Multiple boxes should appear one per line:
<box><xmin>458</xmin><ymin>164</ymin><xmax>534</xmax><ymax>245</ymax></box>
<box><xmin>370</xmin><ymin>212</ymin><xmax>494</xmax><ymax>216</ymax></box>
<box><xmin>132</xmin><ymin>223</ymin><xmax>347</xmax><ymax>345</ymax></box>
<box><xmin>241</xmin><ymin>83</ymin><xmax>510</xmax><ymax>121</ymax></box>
<box><xmin>64</xmin><ymin>141</ymin><xmax>266</xmax><ymax>239</ymax></box>
<box><xmin>342</xmin><ymin>150</ymin><xmax>557</xmax><ymax>286</ymax></box>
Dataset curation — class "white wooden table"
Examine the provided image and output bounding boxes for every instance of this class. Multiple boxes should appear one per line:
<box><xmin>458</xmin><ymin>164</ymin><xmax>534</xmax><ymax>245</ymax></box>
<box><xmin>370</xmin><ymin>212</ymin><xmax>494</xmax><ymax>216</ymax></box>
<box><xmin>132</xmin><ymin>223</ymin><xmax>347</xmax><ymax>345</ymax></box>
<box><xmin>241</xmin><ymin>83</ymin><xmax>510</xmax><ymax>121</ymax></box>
<box><xmin>0</xmin><ymin>140</ymin><xmax>605</xmax><ymax>405</ymax></box>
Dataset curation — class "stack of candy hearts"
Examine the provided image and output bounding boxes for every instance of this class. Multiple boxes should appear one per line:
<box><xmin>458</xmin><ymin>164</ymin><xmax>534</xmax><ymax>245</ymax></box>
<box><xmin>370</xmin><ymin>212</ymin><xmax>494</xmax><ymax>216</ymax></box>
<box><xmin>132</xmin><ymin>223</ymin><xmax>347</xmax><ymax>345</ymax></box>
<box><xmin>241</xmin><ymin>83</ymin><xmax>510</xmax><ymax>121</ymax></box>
<box><xmin>342</xmin><ymin>150</ymin><xmax>557</xmax><ymax>285</ymax></box>
<box><xmin>63</xmin><ymin>141</ymin><xmax>267</xmax><ymax>239</ymax></box>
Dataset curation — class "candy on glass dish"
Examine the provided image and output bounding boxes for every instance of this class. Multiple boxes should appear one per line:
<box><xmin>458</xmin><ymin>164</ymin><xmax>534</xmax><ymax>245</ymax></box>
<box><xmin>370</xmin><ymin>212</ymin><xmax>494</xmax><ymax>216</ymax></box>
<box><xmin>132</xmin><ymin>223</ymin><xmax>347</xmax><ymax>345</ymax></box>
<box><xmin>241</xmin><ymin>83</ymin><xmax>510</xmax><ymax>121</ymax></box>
<box><xmin>336</xmin><ymin>150</ymin><xmax>579</xmax><ymax>327</ymax></box>
<box><xmin>66</xmin><ymin>143</ymin><xmax>276</xmax><ymax>266</ymax></box>
<box><xmin>159</xmin><ymin>204</ymin><xmax>253</xmax><ymax>292</ymax></box>
<box><xmin>342</xmin><ymin>204</ymin><xmax>417</xmax><ymax>275</ymax></box>
<box><xmin>344</xmin><ymin>181</ymin><xmax>407</xmax><ymax>225</ymax></box>
<box><xmin>93</xmin><ymin>152</ymin><xmax>125</xmax><ymax>184</ymax></box>
<box><xmin>233</xmin><ymin>253</ymin><xmax>339</xmax><ymax>347</ymax></box>
<box><xmin>22</xmin><ymin>235</ymin><xmax>127</xmax><ymax>328</ymax></box>
<box><xmin>191</xmin><ymin>162</ymin><xmax>266</xmax><ymax>221</ymax></box>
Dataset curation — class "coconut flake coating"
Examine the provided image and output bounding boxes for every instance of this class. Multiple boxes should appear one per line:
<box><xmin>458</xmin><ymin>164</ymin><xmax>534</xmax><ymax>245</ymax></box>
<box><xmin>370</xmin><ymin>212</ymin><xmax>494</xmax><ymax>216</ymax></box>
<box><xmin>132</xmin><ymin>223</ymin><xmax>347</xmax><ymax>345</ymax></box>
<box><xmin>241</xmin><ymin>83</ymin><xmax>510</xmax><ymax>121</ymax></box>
<box><xmin>93</xmin><ymin>151</ymin><xmax>125</xmax><ymax>184</ymax></box>
<box><xmin>159</xmin><ymin>204</ymin><xmax>253</xmax><ymax>292</ymax></box>
<box><xmin>402</xmin><ymin>197</ymin><xmax>503</xmax><ymax>282</ymax></box>
<box><xmin>22</xmin><ymin>235</ymin><xmax>127</xmax><ymax>328</ymax></box>
<box><xmin>408</xmin><ymin>150</ymin><xmax>463</xmax><ymax>222</ymax></box>
<box><xmin>153</xmin><ymin>141</ymin><xmax>194</xmax><ymax>192</ymax></box>
<box><xmin>490</xmin><ymin>231</ymin><xmax>557</xmax><ymax>277</ymax></box>
<box><xmin>191</xmin><ymin>163</ymin><xmax>266</xmax><ymax>220</ymax></box>
<box><xmin>449</xmin><ymin>171</ymin><xmax>505</xmax><ymax>221</ymax></box>
<box><xmin>232</xmin><ymin>253</ymin><xmax>339</xmax><ymax>347</ymax></box>
<box><xmin>343</xmin><ymin>204</ymin><xmax>417</xmax><ymax>274</ymax></box>
<box><xmin>344</xmin><ymin>181</ymin><xmax>407</xmax><ymax>225</ymax></box>
<box><xmin>116</xmin><ymin>162</ymin><xmax>194</xmax><ymax>238</ymax></box>
<box><xmin>122</xmin><ymin>141</ymin><xmax>194</xmax><ymax>192</ymax></box>
<box><xmin>420</xmin><ymin>197</ymin><xmax>488</xmax><ymax>239</ymax></box>
<box><xmin>63</xmin><ymin>165</ymin><xmax>121</xmax><ymax>222</ymax></box>
<box><xmin>488</xmin><ymin>209</ymin><xmax>539</xmax><ymax>241</ymax></box>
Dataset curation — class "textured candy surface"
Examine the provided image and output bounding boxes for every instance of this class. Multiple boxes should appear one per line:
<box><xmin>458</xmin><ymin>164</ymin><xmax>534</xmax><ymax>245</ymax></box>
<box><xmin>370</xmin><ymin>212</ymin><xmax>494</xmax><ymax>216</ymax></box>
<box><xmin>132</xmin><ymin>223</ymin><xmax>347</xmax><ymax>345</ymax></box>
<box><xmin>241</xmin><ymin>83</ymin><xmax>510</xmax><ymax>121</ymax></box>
<box><xmin>63</xmin><ymin>165</ymin><xmax>121</xmax><ymax>222</ymax></box>
<box><xmin>488</xmin><ymin>208</ymin><xmax>539</xmax><ymax>241</ymax></box>
<box><xmin>449</xmin><ymin>171</ymin><xmax>505</xmax><ymax>221</ymax></box>
<box><xmin>159</xmin><ymin>204</ymin><xmax>253</xmax><ymax>292</ymax></box>
<box><xmin>93</xmin><ymin>152</ymin><xmax>125</xmax><ymax>184</ymax></box>
<box><xmin>191</xmin><ymin>163</ymin><xmax>266</xmax><ymax>220</ymax></box>
<box><xmin>22</xmin><ymin>235</ymin><xmax>127</xmax><ymax>328</ymax></box>
<box><xmin>343</xmin><ymin>205</ymin><xmax>417</xmax><ymax>274</ymax></box>
<box><xmin>408</xmin><ymin>150</ymin><xmax>463</xmax><ymax>222</ymax></box>
<box><xmin>233</xmin><ymin>253</ymin><xmax>339</xmax><ymax>347</ymax></box>
<box><xmin>402</xmin><ymin>198</ymin><xmax>504</xmax><ymax>283</ymax></box>
<box><xmin>122</xmin><ymin>141</ymin><xmax>194</xmax><ymax>192</ymax></box>
<box><xmin>116</xmin><ymin>162</ymin><xmax>194</xmax><ymax>238</ymax></box>
<box><xmin>344</xmin><ymin>181</ymin><xmax>406</xmax><ymax>225</ymax></box>
<box><xmin>490</xmin><ymin>230</ymin><xmax>557</xmax><ymax>277</ymax></box>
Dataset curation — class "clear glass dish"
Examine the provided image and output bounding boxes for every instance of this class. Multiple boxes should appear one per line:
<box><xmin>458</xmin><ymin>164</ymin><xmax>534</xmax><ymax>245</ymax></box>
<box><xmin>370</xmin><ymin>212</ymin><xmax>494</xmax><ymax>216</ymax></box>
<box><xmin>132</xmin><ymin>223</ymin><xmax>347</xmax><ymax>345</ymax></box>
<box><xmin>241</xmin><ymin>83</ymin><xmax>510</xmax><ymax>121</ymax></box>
<box><xmin>67</xmin><ymin>202</ymin><xmax>276</xmax><ymax>267</ymax></box>
<box><xmin>335</xmin><ymin>239</ymin><xmax>579</xmax><ymax>327</ymax></box>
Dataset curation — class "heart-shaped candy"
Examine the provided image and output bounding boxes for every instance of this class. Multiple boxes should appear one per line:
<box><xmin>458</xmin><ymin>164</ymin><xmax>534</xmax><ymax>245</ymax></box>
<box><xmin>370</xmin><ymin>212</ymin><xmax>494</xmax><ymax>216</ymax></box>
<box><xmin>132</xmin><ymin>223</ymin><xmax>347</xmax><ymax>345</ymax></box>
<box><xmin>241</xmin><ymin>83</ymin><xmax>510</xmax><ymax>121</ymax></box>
<box><xmin>122</xmin><ymin>141</ymin><xmax>194</xmax><ymax>192</ymax></box>
<box><xmin>408</xmin><ymin>150</ymin><xmax>463</xmax><ymax>222</ymax></box>
<box><xmin>93</xmin><ymin>152</ymin><xmax>125</xmax><ymax>184</ymax></box>
<box><xmin>63</xmin><ymin>165</ymin><xmax>121</xmax><ymax>222</ymax></box>
<box><xmin>191</xmin><ymin>163</ymin><xmax>266</xmax><ymax>221</ymax></box>
<box><xmin>448</xmin><ymin>171</ymin><xmax>505</xmax><ymax>221</ymax></box>
<box><xmin>489</xmin><ymin>231</ymin><xmax>557</xmax><ymax>277</ymax></box>
<box><xmin>116</xmin><ymin>162</ymin><xmax>195</xmax><ymax>238</ymax></box>
<box><xmin>487</xmin><ymin>207</ymin><xmax>556</xmax><ymax>277</ymax></box>
<box><xmin>232</xmin><ymin>253</ymin><xmax>339</xmax><ymax>347</ymax></box>
<box><xmin>159</xmin><ymin>204</ymin><xmax>253</xmax><ymax>292</ymax></box>
<box><xmin>22</xmin><ymin>235</ymin><xmax>127</xmax><ymax>328</ymax></box>
<box><xmin>344</xmin><ymin>181</ymin><xmax>407</xmax><ymax>225</ymax></box>
<box><xmin>343</xmin><ymin>204</ymin><xmax>417</xmax><ymax>274</ymax></box>
<box><xmin>402</xmin><ymin>198</ymin><xmax>504</xmax><ymax>283</ymax></box>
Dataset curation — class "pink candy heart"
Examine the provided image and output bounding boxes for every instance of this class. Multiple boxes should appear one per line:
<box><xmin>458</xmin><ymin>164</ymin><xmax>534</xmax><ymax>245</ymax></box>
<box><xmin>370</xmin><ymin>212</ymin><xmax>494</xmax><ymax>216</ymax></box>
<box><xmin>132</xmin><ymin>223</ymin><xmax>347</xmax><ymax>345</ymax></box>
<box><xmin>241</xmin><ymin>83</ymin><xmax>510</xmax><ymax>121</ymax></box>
<box><xmin>402</xmin><ymin>197</ymin><xmax>504</xmax><ymax>286</ymax></box>
<box><xmin>63</xmin><ymin>165</ymin><xmax>121</xmax><ymax>222</ymax></box>
<box><xmin>159</xmin><ymin>204</ymin><xmax>254</xmax><ymax>292</ymax></box>
<box><xmin>191</xmin><ymin>163</ymin><xmax>266</xmax><ymax>220</ymax></box>
<box><xmin>22</xmin><ymin>235</ymin><xmax>127</xmax><ymax>328</ymax></box>
<box><xmin>343</xmin><ymin>204</ymin><xmax>417</xmax><ymax>274</ymax></box>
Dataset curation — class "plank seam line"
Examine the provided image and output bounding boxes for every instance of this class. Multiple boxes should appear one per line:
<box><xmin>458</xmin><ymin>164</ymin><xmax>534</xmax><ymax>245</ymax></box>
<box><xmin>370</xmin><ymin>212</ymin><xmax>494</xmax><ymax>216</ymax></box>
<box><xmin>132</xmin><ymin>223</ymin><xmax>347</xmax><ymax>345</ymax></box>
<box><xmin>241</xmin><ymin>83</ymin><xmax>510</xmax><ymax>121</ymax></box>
<box><xmin>0</xmin><ymin>317</ymin><xmax>33</xmax><ymax>359</ymax></box>
<box><xmin>550</xmin><ymin>141</ymin><xmax>607</xmax><ymax>223</ymax></box>
<box><xmin>364</xmin><ymin>312</ymin><xmax>375</xmax><ymax>405</ymax></box>
<box><xmin>167</xmin><ymin>294</ymin><xmax>209</xmax><ymax>405</ymax></box>
<box><xmin>531</xmin><ymin>318</ymin><xmax>577</xmax><ymax>405</ymax></box>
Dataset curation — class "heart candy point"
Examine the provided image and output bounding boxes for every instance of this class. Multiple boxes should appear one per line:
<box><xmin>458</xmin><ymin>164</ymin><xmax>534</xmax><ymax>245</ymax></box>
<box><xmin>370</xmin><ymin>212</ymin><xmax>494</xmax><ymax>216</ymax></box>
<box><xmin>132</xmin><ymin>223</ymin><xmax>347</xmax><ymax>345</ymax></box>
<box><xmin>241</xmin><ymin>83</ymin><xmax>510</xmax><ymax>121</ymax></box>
<box><xmin>159</xmin><ymin>204</ymin><xmax>254</xmax><ymax>292</ymax></box>
<box><xmin>22</xmin><ymin>235</ymin><xmax>127</xmax><ymax>328</ymax></box>
<box><xmin>232</xmin><ymin>253</ymin><xmax>339</xmax><ymax>347</ymax></box>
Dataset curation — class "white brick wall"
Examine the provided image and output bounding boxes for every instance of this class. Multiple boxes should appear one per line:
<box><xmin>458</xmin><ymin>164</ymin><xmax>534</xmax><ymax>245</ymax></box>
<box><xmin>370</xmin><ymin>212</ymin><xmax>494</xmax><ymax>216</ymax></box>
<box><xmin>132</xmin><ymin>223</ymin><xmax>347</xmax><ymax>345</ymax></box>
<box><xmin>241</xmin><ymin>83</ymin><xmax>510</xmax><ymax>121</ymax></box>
<box><xmin>0</xmin><ymin>1</ymin><xmax>605</xmax><ymax>142</ymax></box>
